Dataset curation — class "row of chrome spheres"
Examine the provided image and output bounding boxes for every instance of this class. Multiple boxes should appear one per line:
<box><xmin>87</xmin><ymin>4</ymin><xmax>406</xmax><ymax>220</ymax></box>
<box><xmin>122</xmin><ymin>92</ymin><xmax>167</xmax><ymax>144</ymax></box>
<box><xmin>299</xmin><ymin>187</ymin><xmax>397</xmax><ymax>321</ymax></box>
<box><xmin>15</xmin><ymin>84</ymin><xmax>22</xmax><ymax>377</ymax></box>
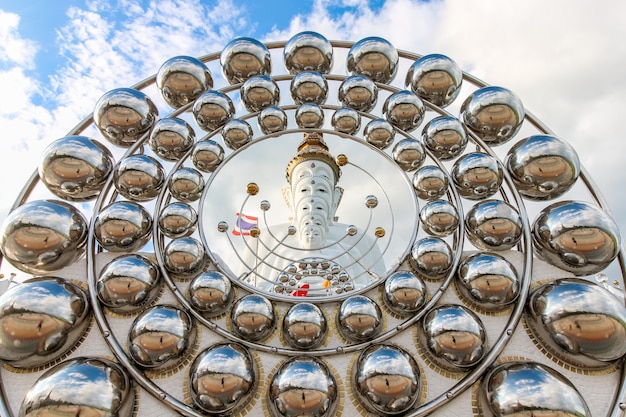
<box><xmin>0</xmin><ymin>32</ymin><xmax>625</xmax><ymax>417</ymax></box>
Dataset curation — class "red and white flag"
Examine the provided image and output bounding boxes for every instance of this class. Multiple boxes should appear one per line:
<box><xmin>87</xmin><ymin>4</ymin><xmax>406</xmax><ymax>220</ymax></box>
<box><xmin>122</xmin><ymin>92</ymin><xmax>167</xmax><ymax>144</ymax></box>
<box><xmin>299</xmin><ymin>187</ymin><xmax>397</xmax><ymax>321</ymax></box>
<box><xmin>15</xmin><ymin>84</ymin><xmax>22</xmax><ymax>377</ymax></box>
<box><xmin>232</xmin><ymin>212</ymin><xmax>258</xmax><ymax>236</ymax></box>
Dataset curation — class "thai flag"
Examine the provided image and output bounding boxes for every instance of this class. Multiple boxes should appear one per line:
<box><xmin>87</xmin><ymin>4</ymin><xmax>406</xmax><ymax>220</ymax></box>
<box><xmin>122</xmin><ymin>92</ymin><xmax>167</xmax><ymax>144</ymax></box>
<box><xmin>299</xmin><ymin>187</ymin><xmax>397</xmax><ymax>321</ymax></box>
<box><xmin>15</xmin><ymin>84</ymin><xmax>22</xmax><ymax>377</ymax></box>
<box><xmin>232</xmin><ymin>212</ymin><xmax>258</xmax><ymax>236</ymax></box>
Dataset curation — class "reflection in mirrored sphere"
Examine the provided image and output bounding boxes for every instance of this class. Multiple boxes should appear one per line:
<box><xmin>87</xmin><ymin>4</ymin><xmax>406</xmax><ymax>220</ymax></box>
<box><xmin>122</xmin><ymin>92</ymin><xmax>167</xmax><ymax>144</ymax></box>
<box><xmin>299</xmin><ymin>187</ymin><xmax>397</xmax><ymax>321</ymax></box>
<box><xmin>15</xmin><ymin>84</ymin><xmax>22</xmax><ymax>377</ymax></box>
<box><xmin>39</xmin><ymin>135</ymin><xmax>114</xmax><ymax>201</ymax></box>
<box><xmin>94</xmin><ymin>201</ymin><xmax>152</xmax><ymax>252</ymax></box>
<box><xmin>258</xmin><ymin>106</ymin><xmax>288</xmax><ymax>134</ymax></box>
<box><xmin>337</xmin><ymin>295</ymin><xmax>382</xmax><ymax>342</ymax></box>
<box><xmin>284</xmin><ymin>31</ymin><xmax>333</xmax><ymax>74</ymax></box>
<box><xmin>290</xmin><ymin>70</ymin><xmax>328</xmax><ymax>105</ymax></box>
<box><xmin>97</xmin><ymin>254</ymin><xmax>161</xmax><ymax>313</ymax></box>
<box><xmin>282</xmin><ymin>302</ymin><xmax>327</xmax><ymax>349</ymax></box>
<box><xmin>148</xmin><ymin>117</ymin><xmax>196</xmax><ymax>161</ymax></box>
<box><xmin>409</xmin><ymin>237</ymin><xmax>453</xmax><ymax>280</ymax></box>
<box><xmin>452</xmin><ymin>152</ymin><xmax>503</xmax><ymax>200</ymax></box>
<box><xmin>168</xmin><ymin>167</ymin><xmax>204</xmax><ymax>202</ymax></box>
<box><xmin>532</xmin><ymin>200</ymin><xmax>621</xmax><ymax>275</ymax></box>
<box><xmin>383</xmin><ymin>270</ymin><xmax>427</xmax><ymax>315</ymax></box>
<box><xmin>295</xmin><ymin>103</ymin><xmax>324</xmax><ymax>129</ymax></box>
<box><xmin>158</xmin><ymin>202</ymin><xmax>198</xmax><ymax>238</ymax></box>
<box><xmin>231</xmin><ymin>294</ymin><xmax>275</xmax><ymax>342</ymax></box>
<box><xmin>421</xmin><ymin>116</ymin><xmax>468</xmax><ymax>161</ymax></box>
<box><xmin>20</xmin><ymin>357</ymin><xmax>136</xmax><ymax>417</ymax></box>
<box><xmin>465</xmin><ymin>199</ymin><xmax>522</xmax><ymax>251</ymax></box>
<box><xmin>241</xmin><ymin>75</ymin><xmax>280</xmax><ymax>112</ymax></box>
<box><xmin>364</xmin><ymin>118</ymin><xmax>395</xmax><ymax>150</ymax></box>
<box><xmin>383</xmin><ymin>90</ymin><xmax>425</xmax><ymax>132</ymax></box>
<box><xmin>353</xmin><ymin>344</ymin><xmax>421</xmax><ymax>415</ymax></box>
<box><xmin>94</xmin><ymin>87</ymin><xmax>158</xmax><ymax>147</ymax></box>
<box><xmin>392</xmin><ymin>138</ymin><xmax>426</xmax><ymax>172</ymax></box>
<box><xmin>188</xmin><ymin>270</ymin><xmax>234</xmax><ymax>318</ymax></box>
<box><xmin>338</xmin><ymin>75</ymin><xmax>378</xmax><ymax>112</ymax></box>
<box><xmin>0</xmin><ymin>277</ymin><xmax>90</xmax><ymax>367</ymax></box>
<box><xmin>406</xmin><ymin>53</ymin><xmax>463</xmax><ymax>108</ymax></box>
<box><xmin>0</xmin><ymin>199</ymin><xmax>88</xmax><ymax>274</ymax></box>
<box><xmin>221</xmin><ymin>37</ymin><xmax>271</xmax><ymax>84</ymax></box>
<box><xmin>527</xmin><ymin>278</ymin><xmax>626</xmax><ymax>368</ymax></box>
<box><xmin>347</xmin><ymin>36</ymin><xmax>398</xmax><ymax>84</ymax></box>
<box><xmin>506</xmin><ymin>134</ymin><xmax>580</xmax><ymax>200</ymax></box>
<box><xmin>221</xmin><ymin>118</ymin><xmax>254</xmax><ymax>150</ymax></box>
<box><xmin>331</xmin><ymin>107</ymin><xmax>361</xmax><ymax>135</ymax></box>
<box><xmin>191</xmin><ymin>139</ymin><xmax>225</xmax><ymax>172</ymax></box>
<box><xmin>163</xmin><ymin>236</ymin><xmax>206</xmax><ymax>280</ymax></box>
<box><xmin>412</xmin><ymin>165</ymin><xmax>448</xmax><ymax>201</ymax></box>
<box><xmin>419</xmin><ymin>199</ymin><xmax>459</xmax><ymax>237</ymax></box>
<box><xmin>192</xmin><ymin>90</ymin><xmax>235</xmax><ymax>131</ymax></box>
<box><xmin>189</xmin><ymin>342</ymin><xmax>256</xmax><ymax>414</ymax></box>
<box><xmin>114</xmin><ymin>154</ymin><xmax>165</xmax><ymax>201</ymax></box>
<box><xmin>156</xmin><ymin>55</ymin><xmax>213</xmax><ymax>108</ymax></box>
<box><xmin>456</xmin><ymin>253</ymin><xmax>519</xmax><ymax>310</ymax></box>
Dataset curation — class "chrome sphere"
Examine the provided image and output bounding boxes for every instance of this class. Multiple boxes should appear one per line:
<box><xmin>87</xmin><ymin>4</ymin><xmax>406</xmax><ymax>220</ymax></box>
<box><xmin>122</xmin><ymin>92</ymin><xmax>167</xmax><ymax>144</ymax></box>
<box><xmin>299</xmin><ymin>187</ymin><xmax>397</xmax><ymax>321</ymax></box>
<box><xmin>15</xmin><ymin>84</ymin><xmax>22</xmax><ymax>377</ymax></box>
<box><xmin>97</xmin><ymin>254</ymin><xmax>161</xmax><ymax>313</ymax></box>
<box><xmin>241</xmin><ymin>75</ymin><xmax>280</xmax><ymax>112</ymax></box>
<box><xmin>382</xmin><ymin>270</ymin><xmax>427</xmax><ymax>315</ymax></box>
<box><xmin>409</xmin><ymin>237</ymin><xmax>453</xmax><ymax>280</ymax></box>
<box><xmin>290</xmin><ymin>70</ymin><xmax>328</xmax><ymax>105</ymax></box>
<box><xmin>94</xmin><ymin>201</ymin><xmax>152</xmax><ymax>252</ymax></box>
<box><xmin>188</xmin><ymin>270</ymin><xmax>234</xmax><ymax>318</ymax></box>
<box><xmin>460</xmin><ymin>86</ymin><xmax>525</xmax><ymax>146</ymax></box>
<box><xmin>221</xmin><ymin>118</ymin><xmax>254</xmax><ymax>150</ymax></box>
<box><xmin>406</xmin><ymin>53</ymin><xmax>463</xmax><ymax>108</ymax></box>
<box><xmin>20</xmin><ymin>357</ymin><xmax>135</xmax><ymax>417</ymax></box>
<box><xmin>383</xmin><ymin>90</ymin><xmax>425</xmax><ymax>132</ymax></box>
<box><xmin>412</xmin><ymin>165</ymin><xmax>448</xmax><ymax>200</ymax></box>
<box><xmin>282</xmin><ymin>302</ymin><xmax>328</xmax><ymax>349</ymax></box>
<box><xmin>419</xmin><ymin>199</ymin><xmax>459</xmax><ymax>237</ymax></box>
<box><xmin>148</xmin><ymin>117</ymin><xmax>196</xmax><ymax>161</ymax></box>
<box><xmin>352</xmin><ymin>344</ymin><xmax>421</xmax><ymax>415</ymax></box>
<box><xmin>231</xmin><ymin>294</ymin><xmax>275</xmax><ymax>342</ymax></box>
<box><xmin>163</xmin><ymin>236</ymin><xmax>206</xmax><ymax>280</ymax></box>
<box><xmin>392</xmin><ymin>138</ymin><xmax>426</xmax><ymax>171</ymax></box>
<box><xmin>168</xmin><ymin>167</ymin><xmax>204</xmax><ymax>202</ymax></box>
<box><xmin>421</xmin><ymin>116</ymin><xmax>468</xmax><ymax>160</ymax></box>
<box><xmin>0</xmin><ymin>199</ymin><xmax>88</xmax><ymax>274</ymax></box>
<box><xmin>295</xmin><ymin>102</ymin><xmax>324</xmax><ymax>129</ymax></box>
<box><xmin>506</xmin><ymin>134</ymin><xmax>580</xmax><ymax>200</ymax></box>
<box><xmin>258</xmin><ymin>106</ymin><xmax>288</xmax><ymax>134</ymax></box>
<box><xmin>364</xmin><ymin>118</ymin><xmax>395</xmax><ymax>149</ymax></box>
<box><xmin>158</xmin><ymin>202</ymin><xmax>197</xmax><ymax>238</ymax></box>
<box><xmin>221</xmin><ymin>37</ymin><xmax>271</xmax><ymax>84</ymax></box>
<box><xmin>93</xmin><ymin>87</ymin><xmax>158</xmax><ymax>147</ymax></box>
<box><xmin>337</xmin><ymin>295</ymin><xmax>382</xmax><ymax>342</ymax></box>
<box><xmin>189</xmin><ymin>343</ymin><xmax>256</xmax><ymax>414</ymax></box>
<box><xmin>526</xmin><ymin>278</ymin><xmax>626</xmax><ymax>368</ymax></box>
<box><xmin>456</xmin><ymin>252</ymin><xmax>519</xmax><ymax>310</ymax></box>
<box><xmin>347</xmin><ymin>36</ymin><xmax>398</xmax><ymax>84</ymax></box>
<box><xmin>284</xmin><ymin>31</ymin><xmax>333</xmax><ymax>74</ymax></box>
<box><xmin>420</xmin><ymin>304</ymin><xmax>487</xmax><ymax>371</ymax></box>
<box><xmin>128</xmin><ymin>305</ymin><xmax>195</xmax><ymax>370</ymax></box>
<box><xmin>465</xmin><ymin>199</ymin><xmax>523</xmax><ymax>251</ymax></box>
<box><xmin>479</xmin><ymin>361</ymin><xmax>591</xmax><ymax>417</ymax></box>
<box><xmin>156</xmin><ymin>55</ymin><xmax>213</xmax><ymax>108</ymax></box>
<box><xmin>114</xmin><ymin>154</ymin><xmax>165</xmax><ymax>201</ymax></box>
<box><xmin>192</xmin><ymin>90</ymin><xmax>235</xmax><ymax>131</ymax></box>
<box><xmin>0</xmin><ymin>277</ymin><xmax>90</xmax><ymax>367</ymax></box>
<box><xmin>191</xmin><ymin>139</ymin><xmax>225</xmax><ymax>172</ymax></box>
<box><xmin>268</xmin><ymin>356</ymin><xmax>338</xmax><ymax>417</ymax></box>
<box><xmin>331</xmin><ymin>107</ymin><xmax>361</xmax><ymax>135</ymax></box>
<box><xmin>338</xmin><ymin>74</ymin><xmax>378</xmax><ymax>112</ymax></box>
<box><xmin>39</xmin><ymin>135</ymin><xmax>114</xmax><ymax>201</ymax></box>
<box><xmin>452</xmin><ymin>152</ymin><xmax>503</xmax><ymax>200</ymax></box>
<box><xmin>532</xmin><ymin>200</ymin><xmax>621</xmax><ymax>275</ymax></box>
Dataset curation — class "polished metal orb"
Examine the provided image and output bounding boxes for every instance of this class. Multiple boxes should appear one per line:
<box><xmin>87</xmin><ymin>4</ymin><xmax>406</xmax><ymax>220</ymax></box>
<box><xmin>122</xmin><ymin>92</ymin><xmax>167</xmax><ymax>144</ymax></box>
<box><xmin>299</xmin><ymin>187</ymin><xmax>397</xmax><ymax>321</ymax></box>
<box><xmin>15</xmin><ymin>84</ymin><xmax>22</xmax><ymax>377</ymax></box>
<box><xmin>0</xmin><ymin>199</ymin><xmax>88</xmax><ymax>274</ymax></box>
<box><xmin>526</xmin><ymin>278</ymin><xmax>626</xmax><ymax>368</ymax></box>
<box><xmin>479</xmin><ymin>361</ymin><xmax>591</xmax><ymax>417</ymax></box>
<box><xmin>337</xmin><ymin>295</ymin><xmax>382</xmax><ymax>342</ymax></box>
<box><xmin>352</xmin><ymin>344</ymin><xmax>421</xmax><ymax>415</ymax></box>
<box><xmin>97</xmin><ymin>254</ymin><xmax>161</xmax><ymax>313</ymax></box>
<box><xmin>421</xmin><ymin>116</ymin><xmax>468</xmax><ymax>161</ymax></box>
<box><xmin>188</xmin><ymin>270</ymin><xmax>234</xmax><ymax>318</ymax></box>
<box><xmin>452</xmin><ymin>152</ymin><xmax>503</xmax><ymax>200</ymax></box>
<box><xmin>290</xmin><ymin>70</ymin><xmax>328</xmax><ymax>105</ymax></box>
<box><xmin>347</xmin><ymin>36</ymin><xmax>398</xmax><ymax>84</ymax></box>
<box><xmin>364</xmin><ymin>118</ymin><xmax>395</xmax><ymax>149</ymax></box>
<box><xmin>163</xmin><ymin>236</ymin><xmax>206</xmax><ymax>280</ymax></box>
<box><xmin>419</xmin><ymin>199</ymin><xmax>459</xmax><ymax>237</ymax></box>
<box><xmin>284</xmin><ymin>31</ymin><xmax>333</xmax><ymax>74</ymax></box>
<box><xmin>168</xmin><ymin>167</ymin><xmax>204</xmax><ymax>202</ymax></box>
<box><xmin>268</xmin><ymin>356</ymin><xmax>337</xmax><ymax>417</ymax></box>
<box><xmin>465</xmin><ymin>199</ymin><xmax>522</xmax><ymax>251</ymax></box>
<box><xmin>192</xmin><ymin>90</ymin><xmax>235</xmax><ymax>131</ymax></box>
<box><xmin>382</xmin><ymin>270</ymin><xmax>427</xmax><ymax>315</ymax></box>
<box><xmin>148</xmin><ymin>117</ymin><xmax>196</xmax><ymax>161</ymax></box>
<box><xmin>506</xmin><ymin>134</ymin><xmax>581</xmax><ymax>200</ymax></box>
<box><xmin>230</xmin><ymin>294</ymin><xmax>275</xmax><ymax>342</ymax></box>
<box><xmin>156</xmin><ymin>55</ymin><xmax>213</xmax><ymax>108</ymax></box>
<box><xmin>282</xmin><ymin>302</ymin><xmax>328</xmax><ymax>349</ymax></box>
<box><xmin>258</xmin><ymin>105</ymin><xmax>288</xmax><ymax>134</ymax></box>
<box><xmin>158</xmin><ymin>202</ymin><xmax>198</xmax><ymax>238</ymax></box>
<box><xmin>532</xmin><ymin>200</ymin><xmax>621</xmax><ymax>275</ymax></box>
<box><xmin>221</xmin><ymin>118</ymin><xmax>254</xmax><ymax>150</ymax></box>
<box><xmin>392</xmin><ymin>138</ymin><xmax>426</xmax><ymax>171</ymax></box>
<box><xmin>409</xmin><ymin>237</ymin><xmax>454</xmax><ymax>280</ymax></box>
<box><xmin>405</xmin><ymin>53</ymin><xmax>463</xmax><ymax>108</ymax></box>
<box><xmin>19</xmin><ymin>357</ymin><xmax>136</xmax><ymax>417</ymax></box>
<box><xmin>189</xmin><ymin>342</ymin><xmax>256</xmax><ymax>414</ymax></box>
<box><xmin>383</xmin><ymin>90</ymin><xmax>425</xmax><ymax>132</ymax></box>
<box><xmin>331</xmin><ymin>107</ymin><xmax>361</xmax><ymax>135</ymax></box>
<box><xmin>93</xmin><ymin>87</ymin><xmax>158</xmax><ymax>147</ymax></box>
<box><xmin>456</xmin><ymin>252</ymin><xmax>519</xmax><ymax>310</ymax></box>
<box><xmin>420</xmin><ymin>304</ymin><xmax>487</xmax><ymax>371</ymax></box>
<box><xmin>128</xmin><ymin>305</ymin><xmax>195</xmax><ymax>370</ymax></box>
<box><xmin>94</xmin><ymin>201</ymin><xmax>152</xmax><ymax>252</ymax></box>
<box><xmin>241</xmin><ymin>75</ymin><xmax>280</xmax><ymax>112</ymax></box>
<box><xmin>460</xmin><ymin>86</ymin><xmax>525</xmax><ymax>146</ymax></box>
<box><xmin>221</xmin><ymin>37</ymin><xmax>271</xmax><ymax>84</ymax></box>
<box><xmin>295</xmin><ymin>102</ymin><xmax>324</xmax><ymax>129</ymax></box>
<box><xmin>0</xmin><ymin>277</ymin><xmax>90</xmax><ymax>367</ymax></box>
<box><xmin>114</xmin><ymin>154</ymin><xmax>165</xmax><ymax>201</ymax></box>
<box><xmin>338</xmin><ymin>74</ymin><xmax>378</xmax><ymax>112</ymax></box>
<box><xmin>412</xmin><ymin>165</ymin><xmax>448</xmax><ymax>200</ymax></box>
<box><xmin>191</xmin><ymin>139</ymin><xmax>225</xmax><ymax>172</ymax></box>
<box><xmin>39</xmin><ymin>135</ymin><xmax>114</xmax><ymax>201</ymax></box>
